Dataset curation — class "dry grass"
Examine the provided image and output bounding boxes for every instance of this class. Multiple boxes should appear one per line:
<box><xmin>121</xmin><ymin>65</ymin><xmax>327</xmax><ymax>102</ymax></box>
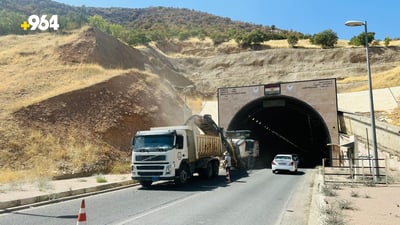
<box><xmin>0</xmin><ymin>169</ymin><xmax>28</xmax><ymax>184</ymax></box>
<box><xmin>0</xmin><ymin>30</ymin><xmax>130</xmax><ymax>183</ymax></box>
<box><xmin>337</xmin><ymin>65</ymin><xmax>400</xmax><ymax>92</ymax></box>
<box><xmin>265</xmin><ymin>39</ymin><xmax>320</xmax><ymax>48</ymax></box>
<box><xmin>264</xmin><ymin>39</ymin><xmax>400</xmax><ymax>49</ymax></box>
<box><xmin>0</xmin><ymin>128</ymin><xmax>113</xmax><ymax>184</ymax></box>
<box><xmin>0</xmin><ymin>29</ymin><xmax>126</xmax><ymax>116</ymax></box>
<box><xmin>337</xmin><ymin>64</ymin><xmax>400</xmax><ymax>125</ymax></box>
<box><xmin>389</xmin><ymin>105</ymin><xmax>400</xmax><ymax>126</ymax></box>
<box><xmin>0</xmin><ymin>39</ymin><xmax>126</xmax><ymax>111</ymax></box>
<box><xmin>110</xmin><ymin>162</ymin><xmax>131</xmax><ymax>174</ymax></box>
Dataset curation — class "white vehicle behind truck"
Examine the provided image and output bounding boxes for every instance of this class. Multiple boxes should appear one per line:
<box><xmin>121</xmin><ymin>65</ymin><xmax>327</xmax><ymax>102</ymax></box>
<box><xmin>131</xmin><ymin>115</ymin><xmax>233</xmax><ymax>187</ymax></box>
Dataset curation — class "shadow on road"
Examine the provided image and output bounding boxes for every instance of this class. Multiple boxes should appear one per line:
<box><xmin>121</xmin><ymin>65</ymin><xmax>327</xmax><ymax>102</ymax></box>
<box><xmin>11</xmin><ymin>212</ymin><xmax>77</xmax><ymax>220</ymax></box>
<box><xmin>139</xmin><ymin>169</ymin><xmax>249</xmax><ymax>192</ymax></box>
<box><xmin>273</xmin><ymin>170</ymin><xmax>305</xmax><ymax>176</ymax></box>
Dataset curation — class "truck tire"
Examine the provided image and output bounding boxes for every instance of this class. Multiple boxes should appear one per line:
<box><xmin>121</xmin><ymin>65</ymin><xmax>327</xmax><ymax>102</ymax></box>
<box><xmin>139</xmin><ymin>181</ymin><xmax>153</xmax><ymax>188</ymax></box>
<box><xmin>175</xmin><ymin>165</ymin><xmax>189</xmax><ymax>186</ymax></box>
<box><xmin>199</xmin><ymin>162</ymin><xmax>213</xmax><ymax>179</ymax></box>
<box><xmin>212</xmin><ymin>161</ymin><xmax>219</xmax><ymax>177</ymax></box>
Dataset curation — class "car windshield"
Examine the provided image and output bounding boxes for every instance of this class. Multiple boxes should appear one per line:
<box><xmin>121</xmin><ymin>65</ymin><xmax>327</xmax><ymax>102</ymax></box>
<box><xmin>134</xmin><ymin>135</ymin><xmax>174</xmax><ymax>151</ymax></box>
<box><xmin>275</xmin><ymin>155</ymin><xmax>292</xmax><ymax>160</ymax></box>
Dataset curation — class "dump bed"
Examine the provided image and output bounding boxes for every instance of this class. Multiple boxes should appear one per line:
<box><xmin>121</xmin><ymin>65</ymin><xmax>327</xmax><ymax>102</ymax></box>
<box><xmin>196</xmin><ymin>135</ymin><xmax>223</xmax><ymax>158</ymax></box>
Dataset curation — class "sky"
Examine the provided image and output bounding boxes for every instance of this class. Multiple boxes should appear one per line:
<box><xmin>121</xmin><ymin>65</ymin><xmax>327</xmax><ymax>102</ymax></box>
<box><xmin>54</xmin><ymin>0</ymin><xmax>399</xmax><ymax>40</ymax></box>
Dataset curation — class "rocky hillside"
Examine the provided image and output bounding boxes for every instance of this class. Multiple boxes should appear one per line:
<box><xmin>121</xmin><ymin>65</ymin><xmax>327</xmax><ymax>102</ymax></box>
<box><xmin>146</xmin><ymin>39</ymin><xmax>400</xmax><ymax>94</ymax></box>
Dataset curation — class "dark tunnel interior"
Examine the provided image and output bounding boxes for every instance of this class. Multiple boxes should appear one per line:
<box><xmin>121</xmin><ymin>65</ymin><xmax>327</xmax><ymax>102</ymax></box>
<box><xmin>227</xmin><ymin>96</ymin><xmax>332</xmax><ymax>169</ymax></box>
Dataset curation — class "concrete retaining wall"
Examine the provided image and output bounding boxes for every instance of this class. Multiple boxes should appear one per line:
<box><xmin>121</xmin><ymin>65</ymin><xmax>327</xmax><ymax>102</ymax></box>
<box><xmin>339</xmin><ymin>112</ymin><xmax>400</xmax><ymax>171</ymax></box>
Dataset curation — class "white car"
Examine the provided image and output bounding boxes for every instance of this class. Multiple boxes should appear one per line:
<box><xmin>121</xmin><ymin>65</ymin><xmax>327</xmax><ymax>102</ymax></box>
<box><xmin>271</xmin><ymin>154</ymin><xmax>299</xmax><ymax>174</ymax></box>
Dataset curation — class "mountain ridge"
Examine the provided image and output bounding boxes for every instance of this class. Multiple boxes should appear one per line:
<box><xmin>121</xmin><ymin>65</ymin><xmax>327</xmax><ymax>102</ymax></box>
<box><xmin>0</xmin><ymin>0</ymin><xmax>289</xmax><ymax>37</ymax></box>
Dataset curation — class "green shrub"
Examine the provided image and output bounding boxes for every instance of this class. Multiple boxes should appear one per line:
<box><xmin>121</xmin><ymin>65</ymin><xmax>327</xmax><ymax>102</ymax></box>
<box><xmin>96</xmin><ymin>174</ymin><xmax>107</xmax><ymax>183</ymax></box>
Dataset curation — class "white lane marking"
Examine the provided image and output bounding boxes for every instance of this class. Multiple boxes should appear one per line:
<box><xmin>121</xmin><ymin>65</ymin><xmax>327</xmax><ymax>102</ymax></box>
<box><xmin>112</xmin><ymin>192</ymin><xmax>204</xmax><ymax>225</ymax></box>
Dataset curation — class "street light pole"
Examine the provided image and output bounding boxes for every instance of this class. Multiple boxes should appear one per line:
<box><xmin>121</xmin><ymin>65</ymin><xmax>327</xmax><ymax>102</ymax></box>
<box><xmin>345</xmin><ymin>20</ymin><xmax>379</xmax><ymax>182</ymax></box>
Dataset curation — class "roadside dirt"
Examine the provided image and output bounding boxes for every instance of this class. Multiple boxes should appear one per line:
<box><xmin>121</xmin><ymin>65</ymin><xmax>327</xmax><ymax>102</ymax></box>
<box><xmin>324</xmin><ymin>184</ymin><xmax>400</xmax><ymax>225</ymax></box>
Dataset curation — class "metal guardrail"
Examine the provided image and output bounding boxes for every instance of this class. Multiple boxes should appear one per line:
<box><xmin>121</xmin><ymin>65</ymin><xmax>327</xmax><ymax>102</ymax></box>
<box><xmin>322</xmin><ymin>157</ymin><xmax>388</xmax><ymax>184</ymax></box>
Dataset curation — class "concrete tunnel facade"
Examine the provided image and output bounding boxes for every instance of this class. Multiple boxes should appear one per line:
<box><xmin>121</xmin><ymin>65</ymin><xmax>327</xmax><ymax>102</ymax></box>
<box><xmin>218</xmin><ymin>78</ymin><xmax>339</xmax><ymax>168</ymax></box>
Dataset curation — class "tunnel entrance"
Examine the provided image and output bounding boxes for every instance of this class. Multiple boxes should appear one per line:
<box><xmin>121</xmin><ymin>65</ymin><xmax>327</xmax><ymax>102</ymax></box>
<box><xmin>227</xmin><ymin>95</ymin><xmax>331</xmax><ymax>168</ymax></box>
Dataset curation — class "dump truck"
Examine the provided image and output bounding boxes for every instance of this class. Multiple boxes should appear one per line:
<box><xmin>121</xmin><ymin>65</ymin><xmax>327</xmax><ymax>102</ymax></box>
<box><xmin>225</xmin><ymin>130</ymin><xmax>259</xmax><ymax>169</ymax></box>
<box><xmin>131</xmin><ymin>114</ymin><xmax>234</xmax><ymax>187</ymax></box>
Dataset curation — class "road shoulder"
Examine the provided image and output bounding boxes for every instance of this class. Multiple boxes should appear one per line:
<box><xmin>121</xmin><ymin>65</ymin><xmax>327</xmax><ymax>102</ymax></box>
<box><xmin>0</xmin><ymin>174</ymin><xmax>135</xmax><ymax>212</ymax></box>
<box><xmin>279</xmin><ymin>169</ymin><xmax>318</xmax><ymax>225</ymax></box>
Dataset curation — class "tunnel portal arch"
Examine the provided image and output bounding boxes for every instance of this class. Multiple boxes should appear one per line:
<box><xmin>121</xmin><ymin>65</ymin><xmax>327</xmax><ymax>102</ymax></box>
<box><xmin>227</xmin><ymin>95</ymin><xmax>331</xmax><ymax>168</ymax></box>
<box><xmin>218</xmin><ymin>79</ymin><xmax>339</xmax><ymax>168</ymax></box>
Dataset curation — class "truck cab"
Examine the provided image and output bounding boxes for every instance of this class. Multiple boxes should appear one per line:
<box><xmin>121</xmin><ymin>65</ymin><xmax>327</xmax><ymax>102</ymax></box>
<box><xmin>131</xmin><ymin>115</ymin><xmax>232</xmax><ymax>187</ymax></box>
<box><xmin>131</xmin><ymin>126</ymin><xmax>193</xmax><ymax>187</ymax></box>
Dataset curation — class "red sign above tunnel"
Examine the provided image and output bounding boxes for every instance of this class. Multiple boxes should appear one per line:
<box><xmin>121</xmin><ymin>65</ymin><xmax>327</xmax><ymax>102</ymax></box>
<box><xmin>264</xmin><ymin>84</ymin><xmax>281</xmax><ymax>96</ymax></box>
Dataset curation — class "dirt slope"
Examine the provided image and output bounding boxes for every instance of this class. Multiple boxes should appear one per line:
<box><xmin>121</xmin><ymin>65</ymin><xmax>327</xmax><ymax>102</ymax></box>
<box><xmin>0</xmin><ymin>29</ymin><xmax>186</xmax><ymax>175</ymax></box>
<box><xmin>59</xmin><ymin>28</ymin><xmax>148</xmax><ymax>70</ymax></box>
<box><xmin>13</xmin><ymin>71</ymin><xmax>183</xmax><ymax>151</ymax></box>
<box><xmin>58</xmin><ymin>27</ymin><xmax>193</xmax><ymax>87</ymax></box>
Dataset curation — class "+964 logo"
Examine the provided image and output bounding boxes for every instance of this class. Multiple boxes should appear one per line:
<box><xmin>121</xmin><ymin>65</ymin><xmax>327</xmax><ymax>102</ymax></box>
<box><xmin>21</xmin><ymin>15</ymin><xmax>60</xmax><ymax>31</ymax></box>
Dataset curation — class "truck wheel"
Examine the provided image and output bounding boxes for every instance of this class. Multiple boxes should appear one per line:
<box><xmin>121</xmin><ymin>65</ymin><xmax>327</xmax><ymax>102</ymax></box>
<box><xmin>140</xmin><ymin>181</ymin><xmax>152</xmax><ymax>188</ymax></box>
<box><xmin>212</xmin><ymin>161</ymin><xmax>219</xmax><ymax>177</ymax></box>
<box><xmin>175</xmin><ymin>166</ymin><xmax>189</xmax><ymax>186</ymax></box>
<box><xmin>205</xmin><ymin>162</ymin><xmax>213</xmax><ymax>178</ymax></box>
<box><xmin>199</xmin><ymin>162</ymin><xmax>213</xmax><ymax>179</ymax></box>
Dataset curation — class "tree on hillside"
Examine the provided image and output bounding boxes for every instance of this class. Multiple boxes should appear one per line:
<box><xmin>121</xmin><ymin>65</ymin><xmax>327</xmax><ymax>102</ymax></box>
<box><xmin>287</xmin><ymin>34</ymin><xmax>299</xmax><ymax>48</ymax></box>
<box><xmin>210</xmin><ymin>31</ymin><xmax>230</xmax><ymax>45</ymax></box>
<box><xmin>384</xmin><ymin>36</ymin><xmax>391</xmax><ymax>47</ymax></box>
<box><xmin>127</xmin><ymin>30</ymin><xmax>151</xmax><ymax>46</ymax></box>
<box><xmin>109</xmin><ymin>23</ymin><xmax>125</xmax><ymax>39</ymax></box>
<box><xmin>178</xmin><ymin>30</ymin><xmax>191</xmax><ymax>41</ymax></box>
<box><xmin>310</xmin><ymin>29</ymin><xmax>338</xmax><ymax>49</ymax></box>
<box><xmin>235</xmin><ymin>29</ymin><xmax>269</xmax><ymax>48</ymax></box>
<box><xmin>88</xmin><ymin>15</ymin><xmax>110</xmax><ymax>33</ymax></box>
<box><xmin>0</xmin><ymin>10</ymin><xmax>26</xmax><ymax>35</ymax></box>
<box><xmin>148</xmin><ymin>29</ymin><xmax>168</xmax><ymax>42</ymax></box>
<box><xmin>59</xmin><ymin>12</ymin><xmax>88</xmax><ymax>30</ymax></box>
<box><xmin>348</xmin><ymin>32</ymin><xmax>375</xmax><ymax>46</ymax></box>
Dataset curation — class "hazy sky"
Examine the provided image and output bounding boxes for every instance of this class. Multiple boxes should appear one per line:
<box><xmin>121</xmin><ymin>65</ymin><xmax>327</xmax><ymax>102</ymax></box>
<box><xmin>54</xmin><ymin>0</ymin><xmax>399</xmax><ymax>40</ymax></box>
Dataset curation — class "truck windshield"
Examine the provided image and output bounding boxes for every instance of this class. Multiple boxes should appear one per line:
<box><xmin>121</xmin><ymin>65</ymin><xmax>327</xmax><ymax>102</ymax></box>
<box><xmin>134</xmin><ymin>135</ymin><xmax>174</xmax><ymax>151</ymax></box>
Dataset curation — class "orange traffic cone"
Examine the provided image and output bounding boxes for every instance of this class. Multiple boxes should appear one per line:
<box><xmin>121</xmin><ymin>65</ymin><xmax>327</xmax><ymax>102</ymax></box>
<box><xmin>76</xmin><ymin>199</ymin><xmax>87</xmax><ymax>225</ymax></box>
<box><xmin>226</xmin><ymin>168</ymin><xmax>231</xmax><ymax>183</ymax></box>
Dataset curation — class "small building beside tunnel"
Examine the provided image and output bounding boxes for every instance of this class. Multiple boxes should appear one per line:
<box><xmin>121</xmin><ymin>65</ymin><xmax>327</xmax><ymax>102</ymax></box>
<box><xmin>218</xmin><ymin>78</ymin><xmax>339</xmax><ymax>168</ymax></box>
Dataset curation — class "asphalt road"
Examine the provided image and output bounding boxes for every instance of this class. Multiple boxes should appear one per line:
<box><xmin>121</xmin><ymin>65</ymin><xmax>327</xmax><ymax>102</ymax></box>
<box><xmin>0</xmin><ymin>169</ymin><xmax>309</xmax><ymax>225</ymax></box>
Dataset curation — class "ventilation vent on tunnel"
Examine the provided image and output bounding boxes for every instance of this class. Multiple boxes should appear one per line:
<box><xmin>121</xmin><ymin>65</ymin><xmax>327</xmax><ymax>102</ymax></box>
<box><xmin>262</xmin><ymin>99</ymin><xmax>285</xmax><ymax>108</ymax></box>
